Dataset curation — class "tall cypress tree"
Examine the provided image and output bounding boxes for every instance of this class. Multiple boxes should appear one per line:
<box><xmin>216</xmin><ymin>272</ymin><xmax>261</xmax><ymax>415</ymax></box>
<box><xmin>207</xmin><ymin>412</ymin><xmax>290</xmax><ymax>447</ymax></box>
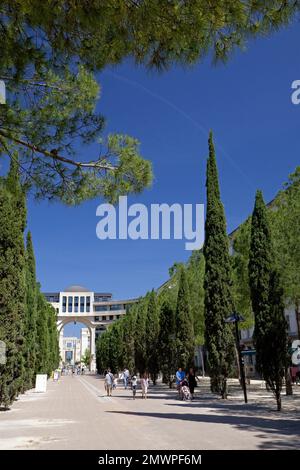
<box><xmin>47</xmin><ymin>303</ymin><xmax>59</xmax><ymax>375</ymax></box>
<box><xmin>36</xmin><ymin>290</ymin><xmax>50</xmax><ymax>374</ymax></box>
<box><xmin>122</xmin><ymin>307</ymin><xmax>136</xmax><ymax>373</ymax></box>
<box><xmin>203</xmin><ymin>132</ymin><xmax>235</xmax><ymax>398</ymax></box>
<box><xmin>175</xmin><ymin>267</ymin><xmax>194</xmax><ymax>370</ymax></box>
<box><xmin>24</xmin><ymin>232</ymin><xmax>38</xmax><ymax>388</ymax></box>
<box><xmin>134</xmin><ymin>299</ymin><xmax>147</xmax><ymax>375</ymax></box>
<box><xmin>249</xmin><ymin>191</ymin><xmax>288</xmax><ymax>410</ymax></box>
<box><xmin>158</xmin><ymin>297</ymin><xmax>176</xmax><ymax>387</ymax></box>
<box><xmin>0</xmin><ymin>157</ymin><xmax>27</xmax><ymax>406</ymax></box>
<box><xmin>145</xmin><ymin>290</ymin><xmax>160</xmax><ymax>384</ymax></box>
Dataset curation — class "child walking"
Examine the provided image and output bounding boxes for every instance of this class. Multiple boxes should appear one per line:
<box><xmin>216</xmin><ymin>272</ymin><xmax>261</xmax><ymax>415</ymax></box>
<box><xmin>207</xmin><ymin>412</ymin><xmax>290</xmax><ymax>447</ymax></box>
<box><xmin>131</xmin><ymin>374</ymin><xmax>138</xmax><ymax>399</ymax></box>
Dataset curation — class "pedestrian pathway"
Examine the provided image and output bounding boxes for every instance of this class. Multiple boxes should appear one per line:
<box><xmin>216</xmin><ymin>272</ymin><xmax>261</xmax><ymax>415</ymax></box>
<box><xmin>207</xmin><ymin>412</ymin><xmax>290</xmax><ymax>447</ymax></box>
<box><xmin>0</xmin><ymin>375</ymin><xmax>299</xmax><ymax>449</ymax></box>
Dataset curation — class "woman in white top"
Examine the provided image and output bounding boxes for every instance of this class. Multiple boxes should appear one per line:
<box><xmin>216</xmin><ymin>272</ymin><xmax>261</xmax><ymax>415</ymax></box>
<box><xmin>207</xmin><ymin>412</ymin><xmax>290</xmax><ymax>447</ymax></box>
<box><xmin>141</xmin><ymin>374</ymin><xmax>149</xmax><ymax>399</ymax></box>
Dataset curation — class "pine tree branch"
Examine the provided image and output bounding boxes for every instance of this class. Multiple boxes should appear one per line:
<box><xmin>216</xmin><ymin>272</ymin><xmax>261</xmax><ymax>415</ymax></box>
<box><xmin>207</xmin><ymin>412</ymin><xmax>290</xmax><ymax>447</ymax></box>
<box><xmin>0</xmin><ymin>129</ymin><xmax>117</xmax><ymax>171</ymax></box>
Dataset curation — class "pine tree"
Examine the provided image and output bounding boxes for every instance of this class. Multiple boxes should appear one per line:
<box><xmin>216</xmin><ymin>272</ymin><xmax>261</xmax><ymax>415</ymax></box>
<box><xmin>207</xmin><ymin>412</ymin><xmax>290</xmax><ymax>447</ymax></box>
<box><xmin>0</xmin><ymin>157</ymin><xmax>27</xmax><ymax>406</ymax></box>
<box><xmin>175</xmin><ymin>267</ymin><xmax>194</xmax><ymax>370</ymax></box>
<box><xmin>203</xmin><ymin>132</ymin><xmax>235</xmax><ymax>398</ymax></box>
<box><xmin>249</xmin><ymin>191</ymin><xmax>288</xmax><ymax>410</ymax></box>
<box><xmin>145</xmin><ymin>290</ymin><xmax>160</xmax><ymax>384</ymax></box>
<box><xmin>158</xmin><ymin>297</ymin><xmax>176</xmax><ymax>387</ymax></box>
<box><xmin>24</xmin><ymin>232</ymin><xmax>38</xmax><ymax>388</ymax></box>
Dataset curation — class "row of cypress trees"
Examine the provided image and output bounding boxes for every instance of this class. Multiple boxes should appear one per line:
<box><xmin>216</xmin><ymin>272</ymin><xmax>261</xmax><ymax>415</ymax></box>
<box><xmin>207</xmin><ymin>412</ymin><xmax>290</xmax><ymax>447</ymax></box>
<box><xmin>97</xmin><ymin>132</ymin><xmax>289</xmax><ymax>411</ymax></box>
<box><xmin>96</xmin><ymin>269</ymin><xmax>195</xmax><ymax>385</ymax></box>
<box><xmin>0</xmin><ymin>159</ymin><xmax>59</xmax><ymax>408</ymax></box>
<box><xmin>203</xmin><ymin>132</ymin><xmax>288</xmax><ymax>409</ymax></box>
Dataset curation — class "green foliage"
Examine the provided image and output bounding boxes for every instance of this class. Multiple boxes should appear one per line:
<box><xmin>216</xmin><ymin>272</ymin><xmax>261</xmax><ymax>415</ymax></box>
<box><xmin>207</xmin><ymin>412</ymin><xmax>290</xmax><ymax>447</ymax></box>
<box><xmin>1</xmin><ymin>1</ymin><xmax>298</xmax><ymax>203</ymax></box>
<box><xmin>158</xmin><ymin>297</ymin><xmax>176</xmax><ymax>387</ymax></box>
<box><xmin>271</xmin><ymin>167</ymin><xmax>300</xmax><ymax>337</ymax></box>
<box><xmin>145</xmin><ymin>291</ymin><xmax>160</xmax><ymax>383</ymax></box>
<box><xmin>121</xmin><ymin>307</ymin><xmax>136</xmax><ymax>372</ymax></box>
<box><xmin>265</xmin><ymin>270</ymin><xmax>289</xmax><ymax>410</ymax></box>
<box><xmin>36</xmin><ymin>291</ymin><xmax>50</xmax><ymax>375</ymax></box>
<box><xmin>24</xmin><ymin>232</ymin><xmax>38</xmax><ymax>389</ymax></box>
<box><xmin>231</xmin><ymin>218</ymin><xmax>253</xmax><ymax>328</ymax></box>
<box><xmin>0</xmin><ymin>67</ymin><xmax>152</xmax><ymax>204</ymax></box>
<box><xmin>134</xmin><ymin>299</ymin><xmax>148</xmax><ymax>374</ymax></box>
<box><xmin>1</xmin><ymin>1</ymin><xmax>298</xmax><ymax>72</ymax></box>
<box><xmin>175</xmin><ymin>267</ymin><xmax>194</xmax><ymax>370</ymax></box>
<box><xmin>249</xmin><ymin>191</ymin><xmax>288</xmax><ymax>410</ymax></box>
<box><xmin>0</xmin><ymin>158</ymin><xmax>59</xmax><ymax>407</ymax></box>
<box><xmin>96</xmin><ymin>332</ymin><xmax>110</xmax><ymax>373</ymax></box>
<box><xmin>203</xmin><ymin>132</ymin><xmax>235</xmax><ymax>398</ymax></box>
<box><xmin>186</xmin><ymin>251</ymin><xmax>205</xmax><ymax>345</ymax></box>
<box><xmin>108</xmin><ymin>322</ymin><xmax>123</xmax><ymax>374</ymax></box>
<box><xmin>82</xmin><ymin>349</ymin><xmax>92</xmax><ymax>368</ymax></box>
<box><xmin>249</xmin><ymin>190</ymin><xmax>273</xmax><ymax>371</ymax></box>
<box><xmin>0</xmin><ymin>158</ymin><xmax>26</xmax><ymax>406</ymax></box>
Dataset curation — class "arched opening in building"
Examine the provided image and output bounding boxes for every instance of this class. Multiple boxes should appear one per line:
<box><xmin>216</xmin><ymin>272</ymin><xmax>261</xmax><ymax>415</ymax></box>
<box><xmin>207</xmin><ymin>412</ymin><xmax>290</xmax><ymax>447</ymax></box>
<box><xmin>58</xmin><ymin>320</ymin><xmax>93</xmax><ymax>371</ymax></box>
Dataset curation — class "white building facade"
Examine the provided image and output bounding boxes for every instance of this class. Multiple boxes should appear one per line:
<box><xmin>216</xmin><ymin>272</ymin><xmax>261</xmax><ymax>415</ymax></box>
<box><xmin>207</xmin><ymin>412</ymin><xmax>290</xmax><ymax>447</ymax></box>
<box><xmin>44</xmin><ymin>285</ymin><xmax>137</xmax><ymax>372</ymax></box>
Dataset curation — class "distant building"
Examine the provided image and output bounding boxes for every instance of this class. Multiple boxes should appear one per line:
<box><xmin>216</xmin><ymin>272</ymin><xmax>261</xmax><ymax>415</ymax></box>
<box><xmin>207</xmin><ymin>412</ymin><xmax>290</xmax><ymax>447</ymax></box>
<box><xmin>44</xmin><ymin>285</ymin><xmax>138</xmax><ymax>371</ymax></box>
<box><xmin>62</xmin><ymin>337</ymin><xmax>81</xmax><ymax>365</ymax></box>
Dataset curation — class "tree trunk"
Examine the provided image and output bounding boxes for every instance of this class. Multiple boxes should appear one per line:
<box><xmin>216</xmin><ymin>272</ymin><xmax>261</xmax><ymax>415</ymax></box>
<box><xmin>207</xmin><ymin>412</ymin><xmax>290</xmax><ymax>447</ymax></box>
<box><xmin>285</xmin><ymin>366</ymin><xmax>293</xmax><ymax>396</ymax></box>
<box><xmin>276</xmin><ymin>393</ymin><xmax>282</xmax><ymax>411</ymax></box>
<box><xmin>221</xmin><ymin>378</ymin><xmax>228</xmax><ymax>399</ymax></box>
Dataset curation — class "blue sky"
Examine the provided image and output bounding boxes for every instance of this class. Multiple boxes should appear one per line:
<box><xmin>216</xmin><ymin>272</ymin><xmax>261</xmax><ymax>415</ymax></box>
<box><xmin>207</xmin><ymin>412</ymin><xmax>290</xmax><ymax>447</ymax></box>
<box><xmin>27</xmin><ymin>22</ymin><xmax>300</xmax><ymax>310</ymax></box>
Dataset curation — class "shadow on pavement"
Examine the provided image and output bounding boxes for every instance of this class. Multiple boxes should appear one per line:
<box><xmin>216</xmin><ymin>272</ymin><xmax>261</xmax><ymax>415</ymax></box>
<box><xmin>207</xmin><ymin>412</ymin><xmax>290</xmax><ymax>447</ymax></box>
<box><xmin>105</xmin><ymin>410</ymin><xmax>300</xmax><ymax>449</ymax></box>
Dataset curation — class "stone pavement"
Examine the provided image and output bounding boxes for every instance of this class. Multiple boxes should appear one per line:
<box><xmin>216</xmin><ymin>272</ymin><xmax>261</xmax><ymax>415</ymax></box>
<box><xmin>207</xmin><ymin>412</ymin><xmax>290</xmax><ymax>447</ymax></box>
<box><xmin>0</xmin><ymin>375</ymin><xmax>299</xmax><ymax>450</ymax></box>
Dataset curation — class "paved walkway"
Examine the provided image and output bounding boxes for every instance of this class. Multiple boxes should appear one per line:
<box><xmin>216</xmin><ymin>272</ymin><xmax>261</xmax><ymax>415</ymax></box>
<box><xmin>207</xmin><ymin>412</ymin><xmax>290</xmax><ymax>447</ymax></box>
<box><xmin>0</xmin><ymin>375</ymin><xmax>299</xmax><ymax>450</ymax></box>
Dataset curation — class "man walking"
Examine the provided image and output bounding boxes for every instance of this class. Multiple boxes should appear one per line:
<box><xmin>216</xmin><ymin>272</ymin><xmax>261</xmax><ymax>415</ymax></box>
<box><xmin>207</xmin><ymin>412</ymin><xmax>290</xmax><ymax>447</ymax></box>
<box><xmin>123</xmin><ymin>367</ymin><xmax>130</xmax><ymax>389</ymax></box>
<box><xmin>105</xmin><ymin>369</ymin><xmax>114</xmax><ymax>396</ymax></box>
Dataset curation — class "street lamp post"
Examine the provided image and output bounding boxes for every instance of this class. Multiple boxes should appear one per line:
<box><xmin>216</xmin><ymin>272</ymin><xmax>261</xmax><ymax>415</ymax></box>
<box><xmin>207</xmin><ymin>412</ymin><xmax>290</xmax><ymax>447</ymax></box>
<box><xmin>225</xmin><ymin>313</ymin><xmax>248</xmax><ymax>404</ymax></box>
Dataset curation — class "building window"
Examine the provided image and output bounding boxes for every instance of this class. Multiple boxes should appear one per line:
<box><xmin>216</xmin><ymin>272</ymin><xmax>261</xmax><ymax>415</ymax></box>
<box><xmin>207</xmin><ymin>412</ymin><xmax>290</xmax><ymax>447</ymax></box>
<box><xmin>67</xmin><ymin>342</ymin><xmax>72</xmax><ymax>348</ymax></box>
<box><xmin>95</xmin><ymin>316</ymin><xmax>100</xmax><ymax>322</ymax></box>
<box><xmin>94</xmin><ymin>295</ymin><xmax>110</xmax><ymax>302</ymax></box>
<box><xmin>102</xmin><ymin>316</ymin><xmax>107</xmax><ymax>321</ymax></box>
<box><xmin>80</xmin><ymin>296</ymin><xmax>85</xmax><ymax>313</ymax></box>
<box><xmin>94</xmin><ymin>305</ymin><xmax>108</xmax><ymax>312</ymax></box>
<box><xmin>68</xmin><ymin>296</ymin><xmax>73</xmax><ymax>313</ymax></box>
<box><xmin>109</xmin><ymin>315</ymin><xmax>114</xmax><ymax>321</ymax></box>
<box><xmin>109</xmin><ymin>304</ymin><xmax>123</xmax><ymax>311</ymax></box>
<box><xmin>74</xmin><ymin>296</ymin><xmax>79</xmax><ymax>313</ymax></box>
<box><xmin>56</xmin><ymin>308</ymin><xmax>59</xmax><ymax>314</ymax></box>
<box><xmin>86</xmin><ymin>296</ymin><xmax>90</xmax><ymax>313</ymax></box>
<box><xmin>116</xmin><ymin>315</ymin><xmax>120</xmax><ymax>319</ymax></box>
<box><xmin>62</xmin><ymin>296</ymin><xmax>67</xmax><ymax>313</ymax></box>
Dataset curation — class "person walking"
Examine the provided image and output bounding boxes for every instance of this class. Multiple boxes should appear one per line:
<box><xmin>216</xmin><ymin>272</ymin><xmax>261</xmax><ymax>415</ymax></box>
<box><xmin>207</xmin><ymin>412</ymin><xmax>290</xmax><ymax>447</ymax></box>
<box><xmin>105</xmin><ymin>369</ymin><xmax>114</xmax><ymax>396</ymax></box>
<box><xmin>187</xmin><ymin>368</ymin><xmax>197</xmax><ymax>400</ymax></box>
<box><xmin>131</xmin><ymin>374</ymin><xmax>138</xmax><ymax>399</ymax></box>
<box><xmin>175</xmin><ymin>367</ymin><xmax>185</xmax><ymax>398</ymax></box>
<box><xmin>123</xmin><ymin>368</ymin><xmax>130</xmax><ymax>389</ymax></box>
<box><xmin>141</xmin><ymin>374</ymin><xmax>149</xmax><ymax>399</ymax></box>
